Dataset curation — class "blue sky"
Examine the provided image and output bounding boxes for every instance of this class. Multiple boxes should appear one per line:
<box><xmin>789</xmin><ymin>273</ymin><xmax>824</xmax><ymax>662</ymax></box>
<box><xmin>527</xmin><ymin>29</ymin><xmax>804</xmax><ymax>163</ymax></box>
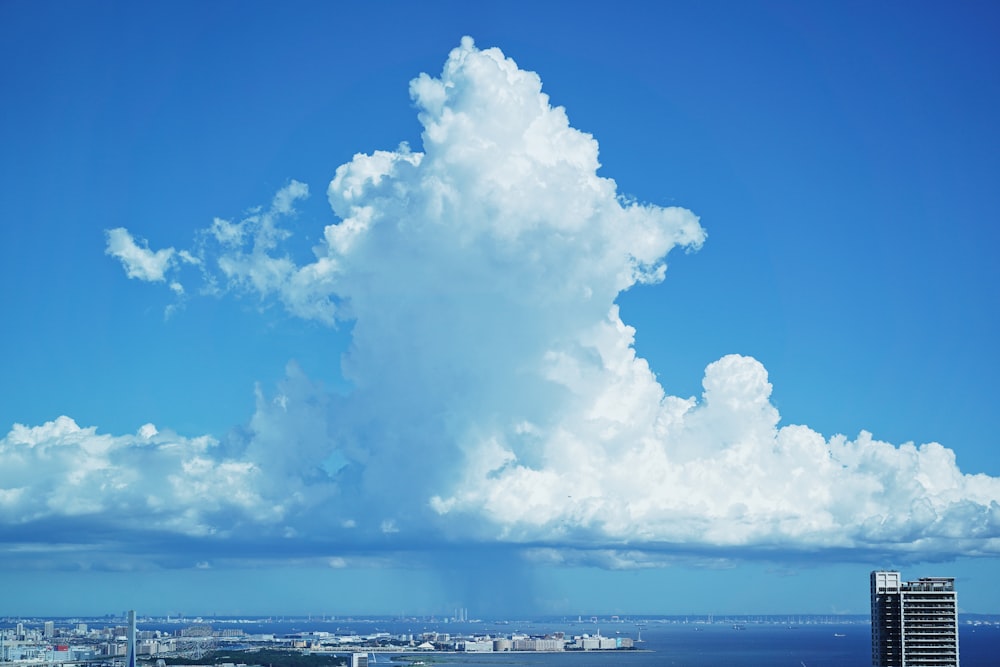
<box><xmin>2</xmin><ymin>1</ymin><xmax>999</xmax><ymax>617</ymax></box>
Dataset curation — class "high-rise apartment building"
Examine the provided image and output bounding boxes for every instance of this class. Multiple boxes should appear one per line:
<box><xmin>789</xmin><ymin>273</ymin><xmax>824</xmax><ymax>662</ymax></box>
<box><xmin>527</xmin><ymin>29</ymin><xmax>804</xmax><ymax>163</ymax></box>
<box><xmin>871</xmin><ymin>571</ymin><xmax>959</xmax><ymax>667</ymax></box>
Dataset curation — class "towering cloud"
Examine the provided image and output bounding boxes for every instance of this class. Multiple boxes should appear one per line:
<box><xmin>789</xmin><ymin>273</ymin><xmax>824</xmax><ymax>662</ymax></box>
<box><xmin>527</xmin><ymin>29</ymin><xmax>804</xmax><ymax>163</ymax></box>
<box><xmin>10</xmin><ymin>37</ymin><xmax>998</xmax><ymax>570</ymax></box>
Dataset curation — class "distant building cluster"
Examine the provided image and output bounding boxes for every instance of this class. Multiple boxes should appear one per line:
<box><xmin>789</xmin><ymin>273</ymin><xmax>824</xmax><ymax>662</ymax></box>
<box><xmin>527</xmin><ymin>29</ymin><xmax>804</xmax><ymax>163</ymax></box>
<box><xmin>0</xmin><ymin>616</ymin><xmax>634</xmax><ymax>666</ymax></box>
<box><xmin>258</xmin><ymin>628</ymin><xmax>633</xmax><ymax>653</ymax></box>
<box><xmin>0</xmin><ymin>618</ymin><xmax>242</xmax><ymax>663</ymax></box>
<box><xmin>404</xmin><ymin>629</ymin><xmax>632</xmax><ymax>652</ymax></box>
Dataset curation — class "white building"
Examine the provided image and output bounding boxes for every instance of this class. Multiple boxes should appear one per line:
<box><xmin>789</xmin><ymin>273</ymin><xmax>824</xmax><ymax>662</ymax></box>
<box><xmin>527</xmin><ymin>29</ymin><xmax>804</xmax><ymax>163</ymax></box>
<box><xmin>512</xmin><ymin>638</ymin><xmax>564</xmax><ymax>651</ymax></box>
<box><xmin>871</xmin><ymin>570</ymin><xmax>959</xmax><ymax>667</ymax></box>
<box><xmin>461</xmin><ymin>640</ymin><xmax>494</xmax><ymax>652</ymax></box>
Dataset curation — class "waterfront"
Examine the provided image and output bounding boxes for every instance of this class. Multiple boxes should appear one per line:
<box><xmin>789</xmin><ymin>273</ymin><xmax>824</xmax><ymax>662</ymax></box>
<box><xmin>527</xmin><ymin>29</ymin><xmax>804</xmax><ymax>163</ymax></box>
<box><xmin>124</xmin><ymin>618</ymin><xmax>1000</xmax><ymax>666</ymax></box>
<box><xmin>3</xmin><ymin>617</ymin><xmax>998</xmax><ymax>667</ymax></box>
<box><xmin>377</xmin><ymin>621</ymin><xmax>996</xmax><ymax>667</ymax></box>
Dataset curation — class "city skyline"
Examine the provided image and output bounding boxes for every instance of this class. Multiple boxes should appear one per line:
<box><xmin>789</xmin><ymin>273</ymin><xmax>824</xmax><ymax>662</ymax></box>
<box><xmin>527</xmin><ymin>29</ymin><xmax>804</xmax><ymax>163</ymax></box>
<box><xmin>2</xmin><ymin>2</ymin><xmax>999</xmax><ymax>617</ymax></box>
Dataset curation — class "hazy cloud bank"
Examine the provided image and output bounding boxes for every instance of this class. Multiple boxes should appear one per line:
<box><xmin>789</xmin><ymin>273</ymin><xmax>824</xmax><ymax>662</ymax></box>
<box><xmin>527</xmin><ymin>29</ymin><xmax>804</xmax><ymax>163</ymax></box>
<box><xmin>8</xmin><ymin>38</ymin><xmax>999</xmax><ymax>570</ymax></box>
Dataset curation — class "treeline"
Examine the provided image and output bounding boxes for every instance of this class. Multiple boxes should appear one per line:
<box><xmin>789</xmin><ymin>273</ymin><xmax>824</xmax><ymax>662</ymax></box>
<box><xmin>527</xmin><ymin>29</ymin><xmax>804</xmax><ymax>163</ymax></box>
<box><xmin>156</xmin><ymin>649</ymin><xmax>347</xmax><ymax>667</ymax></box>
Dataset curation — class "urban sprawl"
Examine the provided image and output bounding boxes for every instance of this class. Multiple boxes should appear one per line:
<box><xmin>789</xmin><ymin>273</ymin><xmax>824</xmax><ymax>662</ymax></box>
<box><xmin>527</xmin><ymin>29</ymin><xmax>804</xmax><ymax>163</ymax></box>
<box><xmin>0</xmin><ymin>615</ymin><xmax>636</xmax><ymax>666</ymax></box>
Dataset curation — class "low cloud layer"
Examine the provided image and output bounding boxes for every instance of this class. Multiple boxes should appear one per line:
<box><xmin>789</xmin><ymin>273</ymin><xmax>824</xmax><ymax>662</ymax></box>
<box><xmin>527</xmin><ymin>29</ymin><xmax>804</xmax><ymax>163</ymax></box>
<box><xmin>7</xmin><ymin>38</ymin><xmax>999</xmax><ymax>571</ymax></box>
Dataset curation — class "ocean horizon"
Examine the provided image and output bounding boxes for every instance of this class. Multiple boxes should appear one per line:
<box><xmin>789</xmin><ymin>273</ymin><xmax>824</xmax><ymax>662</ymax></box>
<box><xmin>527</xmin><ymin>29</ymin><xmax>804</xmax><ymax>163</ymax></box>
<box><xmin>84</xmin><ymin>617</ymin><xmax>1000</xmax><ymax>667</ymax></box>
<box><xmin>4</xmin><ymin>616</ymin><xmax>997</xmax><ymax>666</ymax></box>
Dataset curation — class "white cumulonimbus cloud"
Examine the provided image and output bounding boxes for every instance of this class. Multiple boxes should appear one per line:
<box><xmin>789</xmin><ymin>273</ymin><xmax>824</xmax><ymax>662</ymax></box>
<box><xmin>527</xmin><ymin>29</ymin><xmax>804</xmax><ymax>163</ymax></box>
<box><xmin>14</xmin><ymin>37</ymin><xmax>1000</xmax><ymax>568</ymax></box>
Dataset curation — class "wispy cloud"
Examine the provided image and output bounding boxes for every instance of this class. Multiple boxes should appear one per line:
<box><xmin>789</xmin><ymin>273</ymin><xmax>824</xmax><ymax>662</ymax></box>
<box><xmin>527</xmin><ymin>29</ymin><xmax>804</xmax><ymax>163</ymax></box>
<box><xmin>105</xmin><ymin>228</ymin><xmax>177</xmax><ymax>282</ymax></box>
<box><xmin>22</xmin><ymin>37</ymin><xmax>999</xmax><ymax>573</ymax></box>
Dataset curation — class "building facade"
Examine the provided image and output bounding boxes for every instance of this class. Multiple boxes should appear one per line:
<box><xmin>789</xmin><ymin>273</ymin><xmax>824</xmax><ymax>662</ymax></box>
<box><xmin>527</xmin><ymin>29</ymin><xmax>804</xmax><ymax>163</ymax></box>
<box><xmin>871</xmin><ymin>571</ymin><xmax>959</xmax><ymax>667</ymax></box>
<box><xmin>126</xmin><ymin>610</ymin><xmax>137</xmax><ymax>667</ymax></box>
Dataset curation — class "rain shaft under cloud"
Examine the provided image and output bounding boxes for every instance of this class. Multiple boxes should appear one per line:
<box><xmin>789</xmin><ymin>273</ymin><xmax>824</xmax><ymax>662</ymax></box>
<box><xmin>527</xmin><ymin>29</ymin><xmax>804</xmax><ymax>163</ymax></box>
<box><xmin>12</xmin><ymin>37</ymin><xmax>1000</xmax><ymax>571</ymax></box>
